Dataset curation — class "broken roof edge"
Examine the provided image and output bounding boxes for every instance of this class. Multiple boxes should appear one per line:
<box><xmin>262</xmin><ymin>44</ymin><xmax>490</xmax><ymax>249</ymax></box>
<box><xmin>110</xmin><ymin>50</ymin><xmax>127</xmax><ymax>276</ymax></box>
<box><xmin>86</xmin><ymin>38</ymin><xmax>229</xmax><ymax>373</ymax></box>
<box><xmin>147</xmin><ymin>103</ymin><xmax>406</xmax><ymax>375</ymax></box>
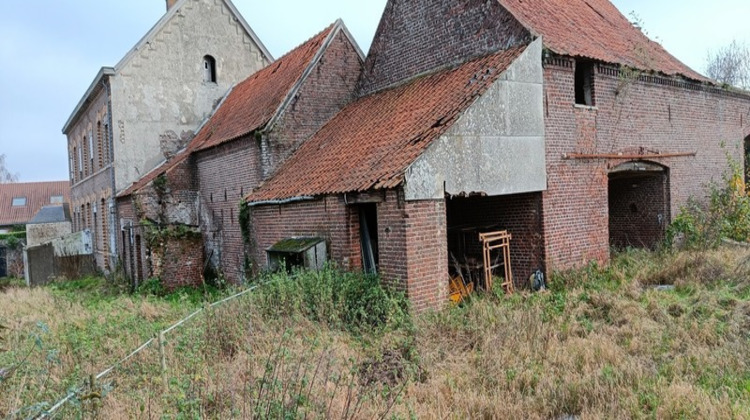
<box><xmin>62</xmin><ymin>67</ymin><xmax>115</xmax><ymax>134</ymax></box>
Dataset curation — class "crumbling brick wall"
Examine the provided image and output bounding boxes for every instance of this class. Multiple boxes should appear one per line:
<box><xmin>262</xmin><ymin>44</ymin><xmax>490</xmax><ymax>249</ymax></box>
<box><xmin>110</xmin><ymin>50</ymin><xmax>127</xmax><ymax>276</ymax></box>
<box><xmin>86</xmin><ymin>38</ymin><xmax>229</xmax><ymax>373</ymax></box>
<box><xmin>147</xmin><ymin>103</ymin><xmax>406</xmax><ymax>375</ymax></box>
<box><xmin>150</xmin><ymin>234</ymin><xmax>204</xmax><ymax>291</ymax></box>
<box><xmin>542</xmin><ymin>58</ymin><xmax>750</xmax><ymax>272</ymax></box>
<box><xmin>358</xmin><ymin>0</ymin><xmax>530</xmax><ymax>95</ymax></box>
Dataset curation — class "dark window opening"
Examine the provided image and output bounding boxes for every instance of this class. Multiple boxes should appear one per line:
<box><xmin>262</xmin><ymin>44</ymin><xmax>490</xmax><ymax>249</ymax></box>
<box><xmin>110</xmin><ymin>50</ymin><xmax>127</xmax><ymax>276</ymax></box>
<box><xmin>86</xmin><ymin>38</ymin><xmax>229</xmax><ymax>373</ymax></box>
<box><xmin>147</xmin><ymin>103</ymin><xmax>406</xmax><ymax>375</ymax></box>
<box><xmin>267</xmin><ymin>237</ymin><xmax>327</xmax><ymax>272</ymax></box>
<box><xmin>203</xmin><ymin>55</ymin><xmax>217</xmax><ymax>83</ymax></box>
<box><xmin>359</xmin><ymin>203</ymin><xmax>379</xmax><ymax>274</ymax></box>
<box><xmin>575</xmin><ymin>61</ymin><xmax>595</xmax><ymax>106</ymax></box>
<box><xmin>744</xmin><ymin>135</ymin><xmax>750</xmax><ymax>186</ymax></box>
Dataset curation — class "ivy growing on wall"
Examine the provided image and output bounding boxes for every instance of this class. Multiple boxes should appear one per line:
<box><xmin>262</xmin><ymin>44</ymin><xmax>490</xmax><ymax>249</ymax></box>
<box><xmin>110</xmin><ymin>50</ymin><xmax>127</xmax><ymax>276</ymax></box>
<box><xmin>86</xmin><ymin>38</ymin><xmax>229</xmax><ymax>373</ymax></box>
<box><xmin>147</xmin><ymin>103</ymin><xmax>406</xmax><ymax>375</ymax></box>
<box><xmin>238</xmin><ymin>200</ymin><xmax>255</xmax><ymax>280</ymax></box>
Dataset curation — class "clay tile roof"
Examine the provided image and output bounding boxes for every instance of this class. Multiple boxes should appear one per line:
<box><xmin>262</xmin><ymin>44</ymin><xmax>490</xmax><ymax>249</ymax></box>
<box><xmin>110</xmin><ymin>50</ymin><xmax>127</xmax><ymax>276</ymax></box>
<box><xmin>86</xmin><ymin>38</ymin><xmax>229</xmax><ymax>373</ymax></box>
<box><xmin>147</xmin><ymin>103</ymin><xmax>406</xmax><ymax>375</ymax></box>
<box><xmin>500</xmin><ymin>0</ymin><xmax>706</xmax><ymax>81</ymax></box>
<box><xmin>247</xmin><ymin>44</ymin><xmax>528</xmax><ymax>203</ymax></box>
<box><xmin>193</xmin><ymin>23</ymin><xmax>336</xmax><ymax>152</ymax></box>
<box><xmin>118</xmin><ymin>23</ymin><xmax>336</xmax><ymax>198</ymax></box>
<box><xmin>0</xmin><ymin>181</ymin><xmax>71</xmax><ymax>227</ymax></box>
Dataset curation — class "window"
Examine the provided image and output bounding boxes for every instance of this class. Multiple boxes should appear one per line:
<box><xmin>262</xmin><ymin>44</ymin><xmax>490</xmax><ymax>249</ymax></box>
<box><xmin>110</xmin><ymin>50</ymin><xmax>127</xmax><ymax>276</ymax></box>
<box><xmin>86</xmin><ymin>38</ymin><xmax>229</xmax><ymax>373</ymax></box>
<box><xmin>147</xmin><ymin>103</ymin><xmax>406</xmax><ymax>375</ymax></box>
<box><xmin>103</xmin><ymin>122</ymin><xmax>110</xmax><ymax>165</ymax></box>
<box><xmin>575</xmin><ymin>60</ymin><xmax>595</xmax><ymax>106</ymax></box>
<box><xmin>203</xmin><ymin>55</ymin><xmax>217</xmax><ymax>83</ymax></box>
<box><xmin>50</xmin><ymin>195</ymin><xmax>64</xmax><ymax>204</ymax></box>
<box><xmin>89</xmin><ymin>131</ymin><xmax>94</xmax><ymax>172</ymax></box>
<box><xmin>12</xmin><ymin>197</ymin><xmax>26</xmax><ymax>206</ymax></box>
<box><xmin>78</xmin><ymin>140</ymin><xmax>84</xmax><ymax>178</ymax></box>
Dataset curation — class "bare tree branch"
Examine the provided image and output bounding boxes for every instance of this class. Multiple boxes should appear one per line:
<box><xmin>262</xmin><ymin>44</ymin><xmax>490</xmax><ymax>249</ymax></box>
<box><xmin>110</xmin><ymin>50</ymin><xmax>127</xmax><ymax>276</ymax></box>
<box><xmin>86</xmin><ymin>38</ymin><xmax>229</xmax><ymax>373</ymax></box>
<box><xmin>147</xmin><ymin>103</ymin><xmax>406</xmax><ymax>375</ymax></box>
<box><xmin>0</xmin><ymin>154</ymin><xmax>19</xmax><ymax>183</ymax></box>
<box><xmin>705</xmin><ymin>40</ymin><xmax>750</xmax><ymax>90</ymax></box>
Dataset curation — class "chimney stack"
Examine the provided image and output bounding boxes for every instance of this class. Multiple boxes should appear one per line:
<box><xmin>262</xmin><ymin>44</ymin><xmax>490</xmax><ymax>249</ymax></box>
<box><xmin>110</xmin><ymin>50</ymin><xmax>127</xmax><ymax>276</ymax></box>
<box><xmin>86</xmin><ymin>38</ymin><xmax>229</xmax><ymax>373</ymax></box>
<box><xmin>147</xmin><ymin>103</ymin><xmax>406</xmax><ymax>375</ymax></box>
<box><xmin>166</xmin><ymin>0</ymin><xmax>178</xmax><ymax>11</ymax></box>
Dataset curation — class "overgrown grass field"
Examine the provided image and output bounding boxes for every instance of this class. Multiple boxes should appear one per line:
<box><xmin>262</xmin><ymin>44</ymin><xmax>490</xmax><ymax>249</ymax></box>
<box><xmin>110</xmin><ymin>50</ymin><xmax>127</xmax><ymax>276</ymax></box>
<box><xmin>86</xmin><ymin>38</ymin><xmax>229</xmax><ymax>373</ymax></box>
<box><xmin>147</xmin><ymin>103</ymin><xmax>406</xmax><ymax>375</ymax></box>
<box><xmin>2</xmin><ymin>245</ymin><xmax>750</xmax><ymax>419</ymax></box>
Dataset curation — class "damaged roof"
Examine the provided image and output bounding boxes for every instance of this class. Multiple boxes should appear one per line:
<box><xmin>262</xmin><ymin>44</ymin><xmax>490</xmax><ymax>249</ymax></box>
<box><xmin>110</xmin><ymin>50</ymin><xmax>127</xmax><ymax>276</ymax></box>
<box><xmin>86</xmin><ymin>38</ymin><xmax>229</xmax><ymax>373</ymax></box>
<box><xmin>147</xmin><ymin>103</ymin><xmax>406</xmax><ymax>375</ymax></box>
<box><xmin>499</xmin><ymin>0</ymin><xmax>706</xmax><ymax>81</ymax></box>
<box><xmin>118</xmin><ymin>22</ymin><xmax>341</xmax><ymax>198</ymax></box>
<box><xmin>247</xmin><ymin>44</ymin><xmax>527</xmax><ymax>204</ymax></box>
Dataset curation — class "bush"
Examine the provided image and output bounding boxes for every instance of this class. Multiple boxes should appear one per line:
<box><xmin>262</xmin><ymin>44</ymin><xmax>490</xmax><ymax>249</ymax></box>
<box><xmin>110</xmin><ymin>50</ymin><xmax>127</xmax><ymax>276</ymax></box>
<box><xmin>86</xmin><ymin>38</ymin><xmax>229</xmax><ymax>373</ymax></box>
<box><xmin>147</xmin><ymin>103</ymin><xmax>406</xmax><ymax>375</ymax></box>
<box><xmin>253</xmin><ymin>266</ymin><xmax>410</xmax><ymax>335</ymax></box>
<box><xmin>668</xmin><ymin>156</ymin><xmax>750</xmax><ymax>248</ymax></box>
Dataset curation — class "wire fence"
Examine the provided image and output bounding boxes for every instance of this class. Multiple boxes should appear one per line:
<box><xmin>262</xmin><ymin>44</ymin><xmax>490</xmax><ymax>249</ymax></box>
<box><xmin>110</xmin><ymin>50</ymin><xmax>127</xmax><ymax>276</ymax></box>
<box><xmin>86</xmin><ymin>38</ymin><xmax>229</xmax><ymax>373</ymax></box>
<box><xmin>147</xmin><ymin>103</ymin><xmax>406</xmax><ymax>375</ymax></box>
<box><xmin>35</xmin><ymin>284</ymin><xmax>262</xmax><ymax>419</ymax></box>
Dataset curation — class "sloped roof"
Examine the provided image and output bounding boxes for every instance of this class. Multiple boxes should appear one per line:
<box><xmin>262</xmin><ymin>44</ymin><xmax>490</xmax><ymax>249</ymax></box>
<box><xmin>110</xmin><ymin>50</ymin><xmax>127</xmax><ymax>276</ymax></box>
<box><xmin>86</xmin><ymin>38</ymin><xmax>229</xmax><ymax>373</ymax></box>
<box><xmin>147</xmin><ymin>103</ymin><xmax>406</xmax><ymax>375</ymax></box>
<box><xmin>118</xmin><ymin>23</ymin><xmax>341</xmax><ymax>198</ymax></box>
<box><xmin>499</xmin><ymin>0</ymin><xmax>706</xmax><ymax>81</ymax></box>
<box><xmin>29</xmin><ymin>204</ymin><xmax>71</xmax><ymax>225</ymax></box>
<box><xmin>247</xmin><ymin>44</ymin><xmax>527</xmax><ymax>203</ymax></box>
<box><xmin>193</xmin><ymin>23</ymin><xmax>336</xmax><ymax>152</ymax></box>
<box><xmin>0</xmin><ymin>181</ymin><xmax>71</xmax><ymax>226</ymax></box>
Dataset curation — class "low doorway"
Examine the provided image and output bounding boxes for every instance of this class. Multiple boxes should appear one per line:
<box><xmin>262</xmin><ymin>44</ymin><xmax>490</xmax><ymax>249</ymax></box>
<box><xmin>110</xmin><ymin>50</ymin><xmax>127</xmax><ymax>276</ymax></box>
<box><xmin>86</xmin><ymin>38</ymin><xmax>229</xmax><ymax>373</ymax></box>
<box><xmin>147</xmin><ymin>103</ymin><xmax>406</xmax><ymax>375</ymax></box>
<box><xmin>608</xmin><ymin>161</ymin><xmax>670</xmax><ymax>250</ymax></box>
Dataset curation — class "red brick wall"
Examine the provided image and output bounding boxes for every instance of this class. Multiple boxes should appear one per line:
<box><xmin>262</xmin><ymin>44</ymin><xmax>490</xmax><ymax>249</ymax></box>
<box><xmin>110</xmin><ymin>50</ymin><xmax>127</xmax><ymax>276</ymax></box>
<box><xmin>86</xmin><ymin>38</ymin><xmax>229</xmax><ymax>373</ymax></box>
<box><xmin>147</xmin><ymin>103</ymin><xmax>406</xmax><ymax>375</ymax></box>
<box><xmin>358</xmin><ymin>0</ymin><xmax>530</xmax><ymax>95</ymax></box>
<box><xmin>403</xmin><ymin>198</ymin><xmax>447</xmax><ymax>313</ymax></box>
<box><xmin>542</xmin><ymin>57</ymin><xmax>750</xmax><ymax>272</ymax></box>
<box><xmin>262</xmin><ymin>29</ymin><xmax>363</xmax><ymax>178</ymax></box>
<box><xmin>249</xmin><ymin>195</ymin><xmax>360</xmax><ymax>272</ymax></box>
<box><xmin>609</xmin><ymin>172</ymin><xmax>669</xmax><ymax>249</ymax></box>
<box><xmin>151</xmin><ymin>235</ymin><xmax>204</xmax><ymax>291</ymax></box>
<box><xmin>250</xmin><ymin>190</ymin><xmax>448</xmax><ymax>312</ymax></box>
<box><xmin>195</xmin><ymin>136</ymin><xmax>263</xmax><ymax>284</ymax></box>
<box><xmin>446</xmin><ymin>193</ymin><xmax>545</xmax><ymax>287</ymax></box>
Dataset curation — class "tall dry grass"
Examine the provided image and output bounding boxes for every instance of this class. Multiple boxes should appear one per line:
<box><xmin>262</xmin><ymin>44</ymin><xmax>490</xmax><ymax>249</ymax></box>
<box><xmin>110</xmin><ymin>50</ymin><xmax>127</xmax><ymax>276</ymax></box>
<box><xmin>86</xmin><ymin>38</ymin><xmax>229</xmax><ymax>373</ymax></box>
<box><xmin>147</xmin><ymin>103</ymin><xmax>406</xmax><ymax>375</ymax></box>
<box><xmin>4</xmin><ymin>248</ymin><xmax>750</xmax><ymax>419</ymax></box>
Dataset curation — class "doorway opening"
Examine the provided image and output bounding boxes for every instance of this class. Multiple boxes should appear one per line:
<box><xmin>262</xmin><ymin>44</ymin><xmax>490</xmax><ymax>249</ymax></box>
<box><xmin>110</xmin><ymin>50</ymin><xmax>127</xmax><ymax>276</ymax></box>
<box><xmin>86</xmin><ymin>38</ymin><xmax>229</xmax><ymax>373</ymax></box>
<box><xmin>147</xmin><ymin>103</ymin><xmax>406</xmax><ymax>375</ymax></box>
<box><xmin>358</xmin><ymin>203</ymin><xmax>379</xmax><ymax>274</ymax></box>
<box><xmin>608</xmin><ymin>161</ymin><xmax>670</xmax><ymax>250</ymax></box>
<box><xmin>445</xmin><ymin>193</ymin><xmax>544</xmax><ymax>290</ymax></box>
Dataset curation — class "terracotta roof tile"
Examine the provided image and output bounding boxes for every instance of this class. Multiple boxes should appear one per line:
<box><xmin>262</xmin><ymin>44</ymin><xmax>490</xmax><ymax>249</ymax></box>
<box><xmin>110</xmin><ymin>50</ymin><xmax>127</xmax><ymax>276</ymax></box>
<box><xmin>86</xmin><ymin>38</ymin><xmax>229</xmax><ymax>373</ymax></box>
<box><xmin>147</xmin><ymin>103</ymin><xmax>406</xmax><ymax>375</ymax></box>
<box><xmin>247</xmin><ymin>44</ymin><xmax>527</xmax><ymax>203</ymax></box>
<box><xmin>193</xmin><ymin>24</ymin><xmax>335</xmax><ymax>152</ymax></box>
<box><xmin>118</xmin><ymin>24</ymin><xmax>336</xmax><ymax>198</ymax></box>
<box><xmin>0</xmin><ymin>181</ymin><xmax>71</xmax><ymax>226</ymax></box>
<box><xmin>500</xmin><ymin>0</ymin><xmax>706</xmax><ymax>81</ymax></box>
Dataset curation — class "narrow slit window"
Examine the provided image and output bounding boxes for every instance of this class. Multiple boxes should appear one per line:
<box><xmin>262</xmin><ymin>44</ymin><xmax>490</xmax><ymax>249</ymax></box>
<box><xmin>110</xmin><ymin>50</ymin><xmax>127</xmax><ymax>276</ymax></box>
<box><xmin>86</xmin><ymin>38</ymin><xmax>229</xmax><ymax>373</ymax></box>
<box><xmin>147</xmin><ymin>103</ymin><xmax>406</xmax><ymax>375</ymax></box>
<box><xmin>203</xmin><ymin>55</ymin><xmax>217</xmax><ymax>83</ymax></box>
<box><xmin>575</xmin><ymin>61</ymin><xmax>595</xmax><ymax>106</ymax></box>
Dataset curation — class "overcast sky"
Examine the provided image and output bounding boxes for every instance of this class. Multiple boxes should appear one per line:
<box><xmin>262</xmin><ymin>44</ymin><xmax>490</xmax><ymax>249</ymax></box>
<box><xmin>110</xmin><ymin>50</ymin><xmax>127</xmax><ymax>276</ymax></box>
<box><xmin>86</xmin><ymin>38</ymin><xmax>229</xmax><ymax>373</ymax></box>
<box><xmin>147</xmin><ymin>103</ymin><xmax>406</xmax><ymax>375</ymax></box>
<box><xmin>0</xmin><ymin>0</ymin><xmax>748</xmax><ymax>182</ymax></box>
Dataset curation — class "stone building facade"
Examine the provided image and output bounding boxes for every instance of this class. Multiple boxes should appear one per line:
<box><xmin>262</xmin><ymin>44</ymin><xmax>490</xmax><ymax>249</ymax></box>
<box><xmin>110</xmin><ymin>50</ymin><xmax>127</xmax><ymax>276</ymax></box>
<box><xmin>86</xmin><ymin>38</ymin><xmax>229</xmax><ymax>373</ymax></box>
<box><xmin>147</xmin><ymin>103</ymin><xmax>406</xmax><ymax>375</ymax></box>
<box><xmin>62</xmin><ymin>0</ymin><xmax>271</xmax><ymax>271</ymax></box>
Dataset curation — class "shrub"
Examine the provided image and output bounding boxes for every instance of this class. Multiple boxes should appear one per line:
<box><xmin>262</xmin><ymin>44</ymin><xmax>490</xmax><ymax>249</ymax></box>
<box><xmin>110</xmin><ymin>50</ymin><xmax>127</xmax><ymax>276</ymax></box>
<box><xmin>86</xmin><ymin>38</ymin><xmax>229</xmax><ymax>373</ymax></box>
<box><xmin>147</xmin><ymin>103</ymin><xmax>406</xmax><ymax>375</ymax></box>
<box><xmin>668</xmin><ymin>156</ymin><xmax>750</xmax><ymax>248</ymax></box>
<box><xmin>253</xmin><ymin>266</ymin><xmax>410</xmax><ymax>335</ymax></box>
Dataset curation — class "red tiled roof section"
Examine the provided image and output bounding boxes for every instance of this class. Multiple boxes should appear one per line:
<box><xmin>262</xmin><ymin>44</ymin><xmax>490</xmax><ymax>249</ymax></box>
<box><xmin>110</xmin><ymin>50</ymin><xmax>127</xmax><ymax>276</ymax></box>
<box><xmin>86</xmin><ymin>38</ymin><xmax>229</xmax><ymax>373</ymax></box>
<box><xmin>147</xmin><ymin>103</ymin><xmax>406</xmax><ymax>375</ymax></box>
<box><xmin>0</xmin><ymin>181</ymin><xmax>71</xmax><ymax>226</ymax></box>
<box><xmin>500</xmin><ymin>0</ymin><xmax>706</xmax><ymax>81</ymax></box>
<box><xmin>118</xmin><ymin>24</ymin><xmax>335</xmax><ymax>198</ymax></box>
<box><xmin>248</xmin><ymin>45</ymin><xmax>527</xmax><ymax>203</ymax></box>
<box><xmin>194</xmin><ymin>24</ymin><xmax>335</xmax><ymax>152</ymax></box>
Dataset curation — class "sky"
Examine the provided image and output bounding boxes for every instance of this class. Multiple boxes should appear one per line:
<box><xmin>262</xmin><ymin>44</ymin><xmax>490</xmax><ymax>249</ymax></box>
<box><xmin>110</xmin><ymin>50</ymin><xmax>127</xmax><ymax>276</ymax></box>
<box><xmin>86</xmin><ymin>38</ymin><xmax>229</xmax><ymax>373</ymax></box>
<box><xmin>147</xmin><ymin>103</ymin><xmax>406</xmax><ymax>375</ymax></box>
<box><xmin>0</xmin><ymin>0</ymin><xmax>748</xmax><ymax>182</ymax></box>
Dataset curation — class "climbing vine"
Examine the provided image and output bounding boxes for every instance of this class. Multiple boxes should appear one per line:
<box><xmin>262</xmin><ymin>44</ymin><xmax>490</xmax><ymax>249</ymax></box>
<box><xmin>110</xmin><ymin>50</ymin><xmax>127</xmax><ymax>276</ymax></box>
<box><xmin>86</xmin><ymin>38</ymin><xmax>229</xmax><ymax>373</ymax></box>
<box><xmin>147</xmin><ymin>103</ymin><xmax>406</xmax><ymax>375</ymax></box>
<box><xmin>238</xmin><ymin>200</ymin><xmax>255</xmax><ymax>280</ymax></box>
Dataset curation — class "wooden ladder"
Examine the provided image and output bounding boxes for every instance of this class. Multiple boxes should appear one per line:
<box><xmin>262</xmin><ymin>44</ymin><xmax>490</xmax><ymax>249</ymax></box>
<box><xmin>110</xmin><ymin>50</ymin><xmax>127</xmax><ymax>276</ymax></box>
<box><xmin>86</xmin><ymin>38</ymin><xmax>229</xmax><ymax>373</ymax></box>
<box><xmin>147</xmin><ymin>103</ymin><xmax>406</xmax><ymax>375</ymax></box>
<box><xmin>479</xmin><ymin>231</ymin><xmax>514</xmax><ymax>294</ymax></box>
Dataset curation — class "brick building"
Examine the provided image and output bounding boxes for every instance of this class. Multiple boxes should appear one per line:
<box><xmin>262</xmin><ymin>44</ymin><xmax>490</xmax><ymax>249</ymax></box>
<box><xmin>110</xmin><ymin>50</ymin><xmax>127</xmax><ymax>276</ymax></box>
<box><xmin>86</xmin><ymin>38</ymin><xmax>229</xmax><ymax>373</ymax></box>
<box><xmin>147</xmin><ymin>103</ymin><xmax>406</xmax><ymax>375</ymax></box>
<box><xmin>245</xmin><ymin>0</ymin><xmax>750</xmax><ymax>311</ymax></box>
<box><xmin>116</xmin><ymin>21</ymin><xmax>363</xmax><ymax>286</ymax></box>
<box><xmin>62</xmin><ymin>0</ymin><xmax>271</xmax><ymax>272</ymax></box>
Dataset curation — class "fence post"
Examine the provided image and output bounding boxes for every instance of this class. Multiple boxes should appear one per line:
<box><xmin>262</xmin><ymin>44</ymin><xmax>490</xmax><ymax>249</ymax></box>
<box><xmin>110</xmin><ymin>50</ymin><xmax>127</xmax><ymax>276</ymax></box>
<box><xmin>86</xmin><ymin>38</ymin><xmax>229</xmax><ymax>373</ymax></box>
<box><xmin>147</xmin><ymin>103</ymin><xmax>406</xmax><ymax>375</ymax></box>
<box><xmin>158</xmin><ymin>331</ymin><xmax>168</xmax><ymax>393</ymax></box>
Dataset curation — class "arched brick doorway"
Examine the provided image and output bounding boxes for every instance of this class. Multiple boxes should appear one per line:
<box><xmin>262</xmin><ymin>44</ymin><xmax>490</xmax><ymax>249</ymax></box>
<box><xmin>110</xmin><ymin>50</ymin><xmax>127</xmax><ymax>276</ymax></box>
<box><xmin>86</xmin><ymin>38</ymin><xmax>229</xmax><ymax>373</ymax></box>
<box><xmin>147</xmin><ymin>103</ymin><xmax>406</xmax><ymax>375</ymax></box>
<box><xmin>608</xmin><ymin>161</ymin><xmax>670</xmax><ymax>250</ymax></box>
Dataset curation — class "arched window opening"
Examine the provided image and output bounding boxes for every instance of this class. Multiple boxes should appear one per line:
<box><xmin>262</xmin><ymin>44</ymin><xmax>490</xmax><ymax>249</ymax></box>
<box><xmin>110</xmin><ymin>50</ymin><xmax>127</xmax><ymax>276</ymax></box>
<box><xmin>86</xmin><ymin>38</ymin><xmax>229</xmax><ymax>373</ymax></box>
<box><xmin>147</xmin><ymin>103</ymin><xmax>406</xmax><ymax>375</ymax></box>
<box><xmin>203</xmin><ymin>55</ymin><xmax>217</xmax><ymax>83</ymax></box>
